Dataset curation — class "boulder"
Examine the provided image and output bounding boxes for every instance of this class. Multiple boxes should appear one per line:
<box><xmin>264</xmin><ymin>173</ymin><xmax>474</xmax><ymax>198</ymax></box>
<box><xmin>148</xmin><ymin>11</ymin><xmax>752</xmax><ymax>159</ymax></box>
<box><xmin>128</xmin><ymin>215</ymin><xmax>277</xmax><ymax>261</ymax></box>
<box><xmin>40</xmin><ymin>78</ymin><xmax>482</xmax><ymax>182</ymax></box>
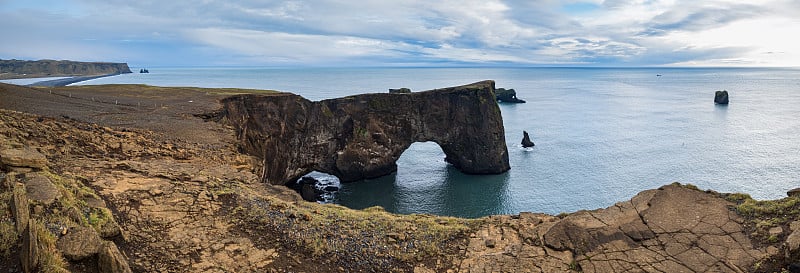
<box><xmin>299</xmin><ymin>177</ymin><xmax>319</xmax><ymax>202</ymax></box>
<box><xmin>23</xmin><ymin>173</ymin><xmax>61</xmax><ymax>205</ymax></box>
<box><xmin>495</xmin><ymin>88</ymin><xmax>526</xmax><ymax>103</ymax></box>
<box><xmin>521</xmin><ymin>131</ymin><xmax>535</xmax><ymax>148</ymax></box>
<box><xmin>389</xmin><ymin>88</ymin><xmax>411</xmax><ymax>94</ymax></box>
<box><xmin>714</xmin><ymin>90</ymin><xmax>729</xmax><ymax>104</ymax></box>
<box><xmin>0</xmin><ymin>147</ymin><xmax>48</xmax><ymax>170</ymax></box>
<box><xmin>220</xmin><ymin>81</ymin><xmax>510</xmax><ymax>185</ymax></box>
<box><xmin>97</xmin><ymin>241</ymin><xmax>133</xmax><ymax>273</ymax></box>
<box><xmin>56</xmin><ymin>226</ymin><xmax>103</xmax><ymax>261</ymax></box>
<box><xmin>787</xmin><ymin>221</ymin><xmax>800</xmax><ymax>259</ymax></box>
<box><xmin>12</xmin><ymin>183</ymin><xmax>30</xmax><ymax>233</ymax></box>
<box><xmin>788</xmin><ymin>188</ymin><xmax>800</xmax><ymax>197</ymax></box>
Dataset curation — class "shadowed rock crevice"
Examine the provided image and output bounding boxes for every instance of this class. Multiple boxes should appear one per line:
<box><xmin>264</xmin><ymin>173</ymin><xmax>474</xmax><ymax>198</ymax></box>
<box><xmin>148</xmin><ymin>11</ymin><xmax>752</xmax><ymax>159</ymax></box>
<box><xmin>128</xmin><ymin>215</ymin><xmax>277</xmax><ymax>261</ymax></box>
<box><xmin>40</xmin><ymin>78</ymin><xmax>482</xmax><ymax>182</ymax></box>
<box><xmin>220</xmin><ymin>80</ymin><xmax>510</xmax><ymax>185</ymax></box>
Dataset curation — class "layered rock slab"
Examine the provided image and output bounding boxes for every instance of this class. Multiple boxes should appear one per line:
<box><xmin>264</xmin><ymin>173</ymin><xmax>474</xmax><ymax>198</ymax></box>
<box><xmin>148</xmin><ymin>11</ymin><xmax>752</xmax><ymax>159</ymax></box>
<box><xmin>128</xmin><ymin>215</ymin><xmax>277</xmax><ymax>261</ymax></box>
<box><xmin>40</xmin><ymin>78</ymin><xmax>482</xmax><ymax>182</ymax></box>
<box><xmin>220</xmin><ymin>80</ymin><xmax>510</xmax><ymax>185</ymax></box>
<box><xmin>460</xmin><ymin>184</ymin><xmax>766</xmax><ymax>273</ymax></box>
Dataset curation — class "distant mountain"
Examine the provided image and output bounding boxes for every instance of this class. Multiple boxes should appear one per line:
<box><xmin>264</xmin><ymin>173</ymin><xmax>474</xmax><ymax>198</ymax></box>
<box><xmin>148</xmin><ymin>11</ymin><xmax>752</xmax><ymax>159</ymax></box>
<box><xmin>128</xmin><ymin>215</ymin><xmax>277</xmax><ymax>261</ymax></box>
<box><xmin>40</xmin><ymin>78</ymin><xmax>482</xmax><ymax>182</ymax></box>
<box><xmin>0</xmin><ymin>59</ymin><xmax>132</xmax><ymax>79</ymax></box>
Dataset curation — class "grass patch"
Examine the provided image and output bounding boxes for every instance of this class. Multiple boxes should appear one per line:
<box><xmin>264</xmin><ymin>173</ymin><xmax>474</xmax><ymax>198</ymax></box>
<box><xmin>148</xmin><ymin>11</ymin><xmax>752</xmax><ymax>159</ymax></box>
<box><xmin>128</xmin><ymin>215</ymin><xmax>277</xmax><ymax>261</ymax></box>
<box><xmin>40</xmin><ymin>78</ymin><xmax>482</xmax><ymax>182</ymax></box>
<box><xmin>30</xmin><ymin>219</ymin><xmax>69</xmax><ymax>273</ymax></box>
<box><xmin>0</xmin><ymin>191</ymin><xmax>16</xmax><ymax>257</ymax></box>
<box><xmin>733</xmin><ymin>195</ymin><xmax>800</xmax><ymax>217</ymax></box>
<box><xmin>238</xmin><ymin>192</ymin><xmax>479</xmax><ymax>270</ymax></box>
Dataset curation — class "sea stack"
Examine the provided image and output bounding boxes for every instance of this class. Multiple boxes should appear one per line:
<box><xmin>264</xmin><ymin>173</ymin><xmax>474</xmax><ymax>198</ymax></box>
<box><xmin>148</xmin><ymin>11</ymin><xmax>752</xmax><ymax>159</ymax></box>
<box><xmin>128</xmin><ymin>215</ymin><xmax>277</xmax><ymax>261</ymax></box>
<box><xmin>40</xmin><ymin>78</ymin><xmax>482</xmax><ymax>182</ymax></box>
<box><xmin>714</xmin><ymin>90</ymin><xmax>729</xmax><ymax>104</ymax></box>
<box><xmin>521</xmin><ymin>131</ymin><xmax>535</xmax><ymax>148</ymax></box>
<box><xmin>495</xmin><ymin>88</ymin><xmax>526</xmax><ymax>103</ymax></box>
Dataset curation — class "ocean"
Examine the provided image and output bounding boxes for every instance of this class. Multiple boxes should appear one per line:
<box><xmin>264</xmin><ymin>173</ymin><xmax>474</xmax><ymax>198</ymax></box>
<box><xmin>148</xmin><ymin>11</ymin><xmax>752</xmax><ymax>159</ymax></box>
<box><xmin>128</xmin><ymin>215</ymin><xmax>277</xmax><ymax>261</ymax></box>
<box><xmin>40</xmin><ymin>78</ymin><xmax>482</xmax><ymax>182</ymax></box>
<box><xmin>49</xmin><ymin>67</ymin><xmax>800</xmax><ymax>217</ymax></box>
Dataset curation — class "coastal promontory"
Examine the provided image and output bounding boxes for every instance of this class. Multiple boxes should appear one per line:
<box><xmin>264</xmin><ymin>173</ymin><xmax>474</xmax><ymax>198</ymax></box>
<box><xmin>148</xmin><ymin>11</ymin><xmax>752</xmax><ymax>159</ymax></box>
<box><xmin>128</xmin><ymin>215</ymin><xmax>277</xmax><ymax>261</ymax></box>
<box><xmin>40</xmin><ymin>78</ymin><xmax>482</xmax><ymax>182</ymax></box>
<box><xmin>0</xmin><ymin>59</ymin><xmax>132</xmax><ymax>80</ymax></box>
<box><xmin>219</xmin><ymin>80</ymin><xmax>511</xmax><ymax>185</ymax></box>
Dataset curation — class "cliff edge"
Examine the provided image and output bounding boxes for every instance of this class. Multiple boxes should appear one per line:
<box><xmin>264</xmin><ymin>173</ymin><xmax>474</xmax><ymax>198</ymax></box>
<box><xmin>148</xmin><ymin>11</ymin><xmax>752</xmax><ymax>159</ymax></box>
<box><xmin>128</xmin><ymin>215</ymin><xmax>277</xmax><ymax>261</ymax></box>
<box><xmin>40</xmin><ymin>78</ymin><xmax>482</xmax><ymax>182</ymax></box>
<box><xmin>219</xmin><ymin>80</ymin><xmax>511</xmax><ymax>185</ymax></box>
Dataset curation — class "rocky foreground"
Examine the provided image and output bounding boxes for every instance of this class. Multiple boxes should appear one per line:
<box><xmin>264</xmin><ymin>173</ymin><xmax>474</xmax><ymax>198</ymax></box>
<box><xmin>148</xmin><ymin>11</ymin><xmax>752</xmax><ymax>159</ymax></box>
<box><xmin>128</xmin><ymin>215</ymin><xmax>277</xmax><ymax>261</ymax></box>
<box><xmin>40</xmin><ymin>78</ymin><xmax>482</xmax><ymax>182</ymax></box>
<box><xmin>1</xmin><ymin>82</ymin><xmax>800</xmax><ymax>272</ymax></box>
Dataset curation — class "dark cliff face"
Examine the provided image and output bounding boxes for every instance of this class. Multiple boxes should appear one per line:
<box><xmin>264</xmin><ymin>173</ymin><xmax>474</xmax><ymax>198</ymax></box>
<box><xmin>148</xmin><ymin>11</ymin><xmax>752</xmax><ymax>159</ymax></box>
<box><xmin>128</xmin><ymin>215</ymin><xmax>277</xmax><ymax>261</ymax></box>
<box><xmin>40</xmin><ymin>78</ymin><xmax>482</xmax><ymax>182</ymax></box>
<box><xmin>0</xmin><ymin>59</ymin><xmax>132</xmax><ymax>78</ymax></box>
<box><xmin>220</xmin><ymin>80</ymin><xmax>511</xmax><ymax>185</ymax></box>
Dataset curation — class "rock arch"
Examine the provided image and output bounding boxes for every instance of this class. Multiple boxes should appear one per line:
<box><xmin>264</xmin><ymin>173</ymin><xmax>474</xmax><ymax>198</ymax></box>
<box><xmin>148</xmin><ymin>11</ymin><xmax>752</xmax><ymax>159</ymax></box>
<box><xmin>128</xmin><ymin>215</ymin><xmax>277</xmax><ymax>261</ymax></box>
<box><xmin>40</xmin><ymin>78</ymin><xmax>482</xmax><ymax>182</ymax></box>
<box><xmin>219</xmin><ymin>80</ymin><xmax>510</xmax><ymax>185</ymax></box>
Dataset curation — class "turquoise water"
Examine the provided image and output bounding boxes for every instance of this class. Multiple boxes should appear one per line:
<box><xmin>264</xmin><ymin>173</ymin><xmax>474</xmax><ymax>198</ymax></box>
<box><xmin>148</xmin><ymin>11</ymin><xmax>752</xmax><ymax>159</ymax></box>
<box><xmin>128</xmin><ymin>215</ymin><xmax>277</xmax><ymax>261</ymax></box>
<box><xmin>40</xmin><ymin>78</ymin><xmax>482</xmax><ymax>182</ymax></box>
<box><xmin>72</xmin><ymin>67</ymin><xmax>800</xmax><ymax>217</ymax></box>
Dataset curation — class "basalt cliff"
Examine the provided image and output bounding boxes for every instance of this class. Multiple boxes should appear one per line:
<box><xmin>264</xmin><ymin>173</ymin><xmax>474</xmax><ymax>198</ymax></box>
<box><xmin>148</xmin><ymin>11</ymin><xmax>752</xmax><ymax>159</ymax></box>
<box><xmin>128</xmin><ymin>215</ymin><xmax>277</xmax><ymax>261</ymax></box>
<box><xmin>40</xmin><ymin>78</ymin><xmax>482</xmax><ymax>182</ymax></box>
<box><xmin>0</xmin><ymin>59</ymin><xmax>132</xmax><ymax>79</ymax></box>
<box><xmin>219</xmin><ymin>80</ymin><xmax>510</xmax><ymax>185</ymax></box>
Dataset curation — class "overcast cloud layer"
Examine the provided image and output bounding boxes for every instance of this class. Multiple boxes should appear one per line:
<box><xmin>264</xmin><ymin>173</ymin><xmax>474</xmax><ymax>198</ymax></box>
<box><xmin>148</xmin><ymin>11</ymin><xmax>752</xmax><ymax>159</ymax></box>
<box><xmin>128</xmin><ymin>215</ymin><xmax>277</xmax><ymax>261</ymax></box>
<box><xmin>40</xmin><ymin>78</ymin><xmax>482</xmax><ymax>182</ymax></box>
<box><xmin>1</xmin><ymin>0</ymin><xmax>799</xmax><ymax>67</ymax></box>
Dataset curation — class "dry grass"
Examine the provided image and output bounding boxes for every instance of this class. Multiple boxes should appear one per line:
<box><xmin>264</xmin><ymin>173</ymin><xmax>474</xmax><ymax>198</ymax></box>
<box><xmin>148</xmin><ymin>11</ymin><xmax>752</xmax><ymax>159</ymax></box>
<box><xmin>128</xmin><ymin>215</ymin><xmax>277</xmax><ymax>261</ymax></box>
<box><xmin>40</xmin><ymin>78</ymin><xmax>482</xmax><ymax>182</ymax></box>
<box><xmin>0</xmin><ymin>191</ymin><xmax>16</xmax><ymax>257</ymax></box>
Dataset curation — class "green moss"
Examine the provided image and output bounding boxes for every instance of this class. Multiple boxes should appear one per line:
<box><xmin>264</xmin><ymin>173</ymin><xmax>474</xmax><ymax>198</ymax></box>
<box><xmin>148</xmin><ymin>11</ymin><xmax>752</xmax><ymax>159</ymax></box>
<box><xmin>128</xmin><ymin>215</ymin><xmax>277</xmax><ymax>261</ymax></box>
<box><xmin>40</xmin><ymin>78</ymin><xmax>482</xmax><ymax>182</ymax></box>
<box><xmin>87</xmin><ymin>207</ymin><xmax>113</xmax><ymax>232</ymax></box>
<box><xmin>355</xmin><ymin>127</ymin><xmax>368</xmax><ymax>138</ymax></box>
<box><xmin>735</xmin><ymin>196</ymin><xmax>800</xmax><ymax>217</ymax></box>
<box><xmin>31</xmin><ymin>220</ymin><xmax>69</xmax><ymax>273</ymax></box>
<box><xmin>725</xmin><ymin>193</ymin><xmax>752</xmax><ymax>203</ymax></box>
<box><xmin>239</xmin><ymin>193</ymin><xmax>477</xmax><ymax>264</ymax></box>
<box><xmin>320</xmin><ymin>105</ymin><xmax>334</xmax><ymax>118</ymax></box>
<box><xmin>0</xmin><ymin>222</ymin><xmax>14</xmax><ymax>257</ymax></box>
<box><xmin>0</xmin><ymin>190</ymin><xmax>17</xmax><ymax>257</ymax></box>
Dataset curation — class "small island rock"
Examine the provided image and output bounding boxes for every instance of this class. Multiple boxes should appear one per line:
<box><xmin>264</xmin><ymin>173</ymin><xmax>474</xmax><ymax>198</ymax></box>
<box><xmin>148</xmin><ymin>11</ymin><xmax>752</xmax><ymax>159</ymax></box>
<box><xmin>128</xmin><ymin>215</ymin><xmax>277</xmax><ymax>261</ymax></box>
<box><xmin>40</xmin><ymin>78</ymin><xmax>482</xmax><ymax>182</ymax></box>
<box><xmin>496</xmin><ymin>88</ymin><xmax>526</xmax><ymax>103</ymax></box>
<box><xmin>714</xmin><ymin>90</ymin><xmax>729</xmax><ymax>104</ymax></box>
<box><xmin>521</xmin><ymin>131</ymin><xmax>535</xmax><ymax>148</ymax></box>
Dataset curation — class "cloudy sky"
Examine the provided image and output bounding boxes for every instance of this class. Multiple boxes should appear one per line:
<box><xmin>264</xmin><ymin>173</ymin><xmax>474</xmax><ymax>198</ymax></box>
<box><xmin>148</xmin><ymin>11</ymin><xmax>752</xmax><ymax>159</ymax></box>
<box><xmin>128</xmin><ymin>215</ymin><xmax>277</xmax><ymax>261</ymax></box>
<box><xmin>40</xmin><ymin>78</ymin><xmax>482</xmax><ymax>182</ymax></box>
<box><xmin>1</xmin><ymin>0</ymin><xmax>799</xmax><ymax>67</ymax></box>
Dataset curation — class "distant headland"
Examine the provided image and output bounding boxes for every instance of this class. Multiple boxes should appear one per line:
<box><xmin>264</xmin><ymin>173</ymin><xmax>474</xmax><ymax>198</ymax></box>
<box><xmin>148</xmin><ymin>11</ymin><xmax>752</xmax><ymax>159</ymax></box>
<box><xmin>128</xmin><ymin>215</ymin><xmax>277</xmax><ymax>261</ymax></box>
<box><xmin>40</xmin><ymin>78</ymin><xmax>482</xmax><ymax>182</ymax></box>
<box><xmin>0</xmin><ymin>59</ymin><xmax>132</xmax><ymax>80</ymax></box>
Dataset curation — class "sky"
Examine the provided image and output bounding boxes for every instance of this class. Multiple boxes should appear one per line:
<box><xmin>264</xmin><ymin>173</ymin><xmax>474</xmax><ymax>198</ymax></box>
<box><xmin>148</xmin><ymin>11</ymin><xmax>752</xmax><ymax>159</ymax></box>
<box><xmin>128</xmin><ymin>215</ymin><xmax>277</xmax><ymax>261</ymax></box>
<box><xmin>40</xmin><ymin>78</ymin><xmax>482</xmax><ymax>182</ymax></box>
<box><xmin>1</xmin><ymin>0</ymin><xmax>799</xmax><ymax>67</ymax></box>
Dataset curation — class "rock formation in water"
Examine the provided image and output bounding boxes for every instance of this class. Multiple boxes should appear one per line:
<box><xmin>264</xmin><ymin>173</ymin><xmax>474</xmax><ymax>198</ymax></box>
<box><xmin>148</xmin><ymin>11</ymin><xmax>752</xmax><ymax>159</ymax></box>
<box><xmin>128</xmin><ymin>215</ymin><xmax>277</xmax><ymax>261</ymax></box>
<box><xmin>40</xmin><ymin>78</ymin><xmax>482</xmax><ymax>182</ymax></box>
<box><xmin>220</xmin><ymin>80</ymin><xmax>511</xmax><ymax>185</ymax></box>
<box><xmin>495</xmin><ymin>88</ymin><xmax>526</xmax><ymax>103</ymax></box>
<box><xmin>0</xmin><ymin>59</ymin><xmax>132</xmax><ymax>79</ymax></box>
<box><xmin>715</xmin><ymin>90</ymin><xmax>729</xmax><ymax>104</ymax></box>
<box><xmin>521</xmin><ymin>131</ymin><xmax>535</xmax><ymax>147</ymax></box>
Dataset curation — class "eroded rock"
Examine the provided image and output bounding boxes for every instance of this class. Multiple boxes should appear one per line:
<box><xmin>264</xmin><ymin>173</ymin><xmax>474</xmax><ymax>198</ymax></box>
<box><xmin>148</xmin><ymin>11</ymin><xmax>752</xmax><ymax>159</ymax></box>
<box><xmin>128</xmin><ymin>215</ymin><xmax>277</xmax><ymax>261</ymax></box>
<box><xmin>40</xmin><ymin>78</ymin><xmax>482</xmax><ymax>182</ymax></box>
<box><xmin>715</xmin><ymin>90</ymin><xmax>729</xmax><ymax>104</ymax></box>
<box><xmin>21</xmin><ymin>219</ymin><xmax>39</xmax><ymax>273</ymax></box>
<box><xmin>521</xmin><ymin>131</ymin><xmax>535</xmax><ymax>148</ymax></box>
<box><xmin>12</xmin><ymin>182</ymin><xmax>30</xmax><ymax>233</ymax></box>
<box><xmin>23</xmin><ymin>173</ymin><xmax>61</xmax><ymax>205</ymax></box>
<box><xmin>98</xmin><ymin>241</ymin><xmax>133</xmax><ymax>273</ymax></box>
<box><xmin>57</xmin><ymin>226</ymin><xmax>102</xmax><ymax>261</ymax></box>
<box><xmin>0</xmin><ymin>147</ymin><xmax>47</xmax><ymax>170</ymax></box>
<box><xmin>495</xmin><ymin>88</ymin><xmax>526</xmax><ymax>103</ymax></box>
<box><xmin>220</xmin><ymin>80</ymin><xmax>510</xmax><ymax>185</ymax></box>
<box><xmin>460</xmin><ymin>184</ymin><xmax>766</xmax><ymax>273</ymax></box>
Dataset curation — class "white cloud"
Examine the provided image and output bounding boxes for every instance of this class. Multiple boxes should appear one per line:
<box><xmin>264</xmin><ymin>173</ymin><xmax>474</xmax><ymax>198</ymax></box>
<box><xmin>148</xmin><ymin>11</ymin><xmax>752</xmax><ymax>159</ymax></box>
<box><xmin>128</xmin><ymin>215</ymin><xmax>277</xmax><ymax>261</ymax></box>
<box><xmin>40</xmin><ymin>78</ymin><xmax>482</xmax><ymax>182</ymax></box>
<box><xmin>1</xmin><ymin>0</ymin><xmax>798</xmax><ymax>66</ymax></box>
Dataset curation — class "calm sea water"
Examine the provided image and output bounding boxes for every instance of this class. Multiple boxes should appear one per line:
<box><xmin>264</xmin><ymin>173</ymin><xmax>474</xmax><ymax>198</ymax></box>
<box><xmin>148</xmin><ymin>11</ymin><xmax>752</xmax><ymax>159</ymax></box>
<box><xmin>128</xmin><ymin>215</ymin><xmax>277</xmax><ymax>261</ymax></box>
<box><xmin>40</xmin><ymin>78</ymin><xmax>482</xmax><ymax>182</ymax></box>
<box><xmin>66</xmin><ymin>67</ymin><xmax>800</xmax><ymax>217</ymax></box>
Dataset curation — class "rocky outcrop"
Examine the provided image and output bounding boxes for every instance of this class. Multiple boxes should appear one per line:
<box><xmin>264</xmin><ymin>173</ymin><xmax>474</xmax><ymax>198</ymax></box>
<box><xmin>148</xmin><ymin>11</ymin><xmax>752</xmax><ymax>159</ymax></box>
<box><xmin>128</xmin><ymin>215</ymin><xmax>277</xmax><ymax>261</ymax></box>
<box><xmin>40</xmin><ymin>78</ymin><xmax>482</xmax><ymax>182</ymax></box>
<box><xmin>98</xmin><ymin>241</ymin><xmax>133</xmax><ymax>273</ymax></box>
<box><xmin>21</xmin><ymin>219</ymin><xmax>39</xmax><ymax>273</ymax></box>
<box><xmin>715</xmin><ymin>90</ymin><xmax>729</xmax><ymax>104</ymax></box>
<box><xmin>522</xmin><ymin>131</ymin><xmax>535</xmax><ymax>147</ymax></box>
<box><xmin>460</xmin><ymin>184</ymin><xmax>768</xmax><ymax>273</ymax></box>
<box><xmin>22</xmin><ymin>173</ymin><xmax>61</xmax><ymax>206</ymax></box>
<box><xmin>496</xmin><ymin>88</ymin><xmax>526</xmax><ymax>103</ymax></box>
<box><xmin>0</xmin><ymin>147</ymin><xmax>48</xmax><ymax>171</ymax></box>
<box><xmin>12</xmin><ymin>183</ymin><xmax>30</xmax><ymax>234</ymax></box>
<box><xmin>389</xmin><ymin>88</ymin><xmax>411</xmax><ymax>93</ymax></box>
<box><xmin>220</xmin><ymin>80</ymin><xmax>510</xmax><ymax>185</ymax></box>
<box><xmin>0</xmin><ymin>59</ymin><xmax>132</xmax><ymax>79</ymax></box>
<box><xmin>57</xmin><ymin>226</ymin><xmax>102</xmax><ymax>261</ymax></box>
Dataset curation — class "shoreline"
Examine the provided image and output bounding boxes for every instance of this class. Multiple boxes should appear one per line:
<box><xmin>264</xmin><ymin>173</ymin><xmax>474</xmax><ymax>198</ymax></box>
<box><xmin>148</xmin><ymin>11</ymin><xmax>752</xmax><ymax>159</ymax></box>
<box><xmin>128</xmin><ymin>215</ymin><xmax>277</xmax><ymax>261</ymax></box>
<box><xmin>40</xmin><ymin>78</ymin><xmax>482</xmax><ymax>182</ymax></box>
<box><xmin>26</xmin><ymin>73</ymin><xmax>123</xmax><ymax>87</ymax></box>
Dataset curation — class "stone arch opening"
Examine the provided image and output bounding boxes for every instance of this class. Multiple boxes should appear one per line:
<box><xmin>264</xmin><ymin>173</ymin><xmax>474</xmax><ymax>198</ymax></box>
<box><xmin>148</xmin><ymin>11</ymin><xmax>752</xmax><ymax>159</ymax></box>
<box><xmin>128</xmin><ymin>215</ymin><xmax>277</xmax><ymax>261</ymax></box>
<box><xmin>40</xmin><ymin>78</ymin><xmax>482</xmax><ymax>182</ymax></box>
<box><xmin>220</xmin><ymin>80</ymin><xmax>510</xmax><ymax>186</ymax></box>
